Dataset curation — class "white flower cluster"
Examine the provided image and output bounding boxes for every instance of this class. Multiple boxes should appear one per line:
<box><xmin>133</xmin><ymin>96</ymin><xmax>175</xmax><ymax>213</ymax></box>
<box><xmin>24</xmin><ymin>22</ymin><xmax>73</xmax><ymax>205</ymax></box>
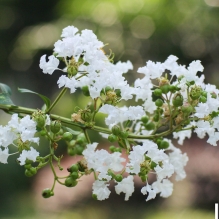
<box><xmin>83</xmin><ymin>140</ymin><xmax>188</xmax><ymax>201</ymax></box>
<box><xmin>40</xmin><ymin>26</ymin><xmax>134</xmax><ymax>100</ymax></box>
<box><xmin>0</xmin><ymin>114</ymin><xmax>39</xmax><ymax>164</ymax></box>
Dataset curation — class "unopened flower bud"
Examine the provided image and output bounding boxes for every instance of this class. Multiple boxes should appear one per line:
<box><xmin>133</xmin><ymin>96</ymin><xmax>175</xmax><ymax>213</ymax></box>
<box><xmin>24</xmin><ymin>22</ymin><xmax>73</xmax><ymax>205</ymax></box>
<box><xmin>42</xmin><ymin>188</ymin><xmax>54</xmax><ymax>198</ymax></box>
<box><xmin>50</xmin><ymin>120</ymin><xmax>61</xmax><ymax>134</ymax></box>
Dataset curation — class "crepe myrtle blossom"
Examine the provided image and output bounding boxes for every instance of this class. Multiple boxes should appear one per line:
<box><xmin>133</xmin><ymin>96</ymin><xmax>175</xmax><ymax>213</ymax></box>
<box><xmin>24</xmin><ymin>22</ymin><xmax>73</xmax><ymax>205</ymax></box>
<box><xmin>2</xmin><ymin>24</ymin><xmax>219</xmax><ymax>203</ymax></box>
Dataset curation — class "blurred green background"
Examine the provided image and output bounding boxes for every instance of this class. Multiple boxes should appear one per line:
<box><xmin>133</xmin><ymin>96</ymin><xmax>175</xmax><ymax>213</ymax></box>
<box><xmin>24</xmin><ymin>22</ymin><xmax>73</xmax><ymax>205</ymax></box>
<box><xmin>0</xmin><ymin>0</ymin><xmax>219</xmax><ymax>218</ymax></box>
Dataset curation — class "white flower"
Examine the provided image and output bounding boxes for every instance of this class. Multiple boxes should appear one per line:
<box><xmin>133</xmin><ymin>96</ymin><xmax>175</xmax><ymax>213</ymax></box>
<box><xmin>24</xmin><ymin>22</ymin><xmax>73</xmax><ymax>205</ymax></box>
<box><xmin>141</xmin><ymin>183</ymin><xmax>156</xmax><ymax>201</ymax></box>
<box><xmin>17</xmin><ymin>147</ymin><xmax>39</xmax><ymax>165</ymax></box>
<box><xmin>39</xmin><ymin>55</ymin><xmax>59</xmax><ymax>74</ymax></box>
<box><xmin>173</xmin><ymin>128</ymin><xmax>192</xmax><ymax>145</ymax></box>
<box><xmin>154</xmin><ymin>162</ymin><xmax>174</xmax><ymax>181</ymax></box>
<box><xmin>0</xmin><ymin>148</ymin><xmax>10</xmax><ymax>164</ymax></box>
<box><xmin>152</xmin><ymin>179</ymin><xmax>173</xmax><ymax>198</ymax></box>
<box><xmin>99</xmin><ymin>104</ymin><xmax>144</xmax><ymax>128</ymax></box>
<box><xmin>115</xmin><ymin>175</ymin><xmax>134</xmax><ymax>201</ymax></box>
<box><xmin>61</xmin><ymin>26</ymin><xmax>78</xmax><ymax>38</ymax></box>
<box><xmin>92</xmin><ymin>180</ymin><xmax>111</xmax><ymax>201</ymax></box>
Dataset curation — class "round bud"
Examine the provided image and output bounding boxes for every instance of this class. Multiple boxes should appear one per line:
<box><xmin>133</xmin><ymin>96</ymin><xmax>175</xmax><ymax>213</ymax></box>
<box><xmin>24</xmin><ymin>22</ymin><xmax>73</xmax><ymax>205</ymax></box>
<box><xmin>160</xmin><ymin>85</ymin><xmax>170</xmax><ymax>94</ymax></box>
<box><xmin>109</xmin><ymin>145</ymin><xmax>116</xmax><ymax>152</ymax></box>
<box><xmin>65</xmin><ymin>177</ymin><xmax>78</xmax><ymax>187</ymax></box>
<box><xmin>75</xmin><ymin>144</ymin><xmax>84</xmax><ymax>155</ymax></box>
<box><xmin>25</xmin><ymin>169</ymin><xmax>33</xmax><ymax>177</ymax></box>
<box><xmin>76</xmin><ymin>133</ymin><xmax>86</xmax><ymax>145</ymax></box>
<box><xmin>30</xmin><ymin>167</ymin><xmax>37</xmax><ymax>175</ymax></box>
<box><xmin>42</xmin><ymin>188</ymin><xmax>53</xmax><ymax>198</ymax></box>
<box><xmin>141</xmin><ymin>116</ymin><xmax>149</xmax><ymax>124</ymax></box>
<box><xmin>153</xmin><ymin>114</ymin><xmax>159</xmax><ymax>122</ymax></box>
<box><xmin>111</xmin><ymin>125</ymin><xmax>121</xmax><ymax>136</ymax></box>
<box><xmin>92</xmin><ymin>194</ymin><xmax>98</xmax><ymax>200</ymax></box>
<box><xmin>201</xmin><ymin>91</ymin><xmax>207</xmax><ymax>98</ymax></box>
<box><xmin>199</xmin><ymin>96</ymin><xmax>207</xmax><ymax>103</ymax></box>
<box><xmin>144</xmin><ymin>122</ymin><xmax>155</xmax><ymax>131</ymax></box>
<box><xmin>155</xmin><ymin>99</ymin><xmax>163</xmax><ymax>107</ymax></box>
<box><xmin>118</xmin><ymin>131</ymin><xmax>129</xmax><ymax>139</ymax></box>
<box><xmin>69</xmin><ymin>140</ymin><xmax>76</xmax><ymax>147</ymax></box>
<box><xmin>115</xmin><ymin>174</ymin><xmax>123</xmax><ymax>182</ymax></box>
<box><xmin>169</xmin><ymin>85</ymin><xmax>177</xmax><ymax>93</ymax></box>
<box><xmin>211</xmin><ymin>92</ymin><xmax>217</xmax><ymax>99</ymax></box>
<box><xmin>67</xmin><ymin>147</ymin><xmax>76</xmax><ymax>156</ymax></box>
<box><xmin>153</xmin><ymin>89</ymin><xmax>162</xmax><ymax>96</ymax></box>
<box><xmin>62</xmin><ymin>132</ymin><xmax>73</xmax><ymax>141</ymax></box>
<box><xmin>158</xmin><ymin>140</ymin><xmax>169</xmax><ymax>149</ymax></box>
<box><xmin>172</xmin><ymin>94</ymin><xmax>183</xmax><ymax>107</ymax></box>
<box><xmin>70</xmin><ymin>172</ymin><xmax>79</xmax><ymax>180</ymax></box>
<box><xmin>24</xmin><ymin>164</ymin><xmax>32</xmax><ymax>169</ymax></box>
<box><xmin>81</xmin><ymin>86</ymin><xmax>90</xmax><ymax>96</ymax></box>
<box><xmin>108</xmin><ymin>134</ymin><xmax>118</xmax><ymax>142</ymax></box>
<box><xmin>50</xmin><ymin>121</ymin><xmax>61</xmax><ymax>134</ymax></box>
<box><xmin>114</xmin><ymin>147</ymin><xmax>122</xmax><ymax>153</ymax></box>
<box><xmin>68</xmin><ymin>164</ymin><xmax>79</xmax><ymax>173</ymax></box>
<box><xmin>40</xmin><ymin>130</ymin><xmax>47</xmax><ymax>136</ymax></box>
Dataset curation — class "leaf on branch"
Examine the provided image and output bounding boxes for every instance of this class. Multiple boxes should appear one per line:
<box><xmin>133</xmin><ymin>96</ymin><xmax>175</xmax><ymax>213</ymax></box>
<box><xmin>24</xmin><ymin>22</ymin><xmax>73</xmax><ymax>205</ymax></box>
<box><xmin>0</xmin><ymin>83</ymin><xmax>14</xmax><ymax>105</ymax></box>
<box><xmin>18</xmin><ymin>88</ymin><xmax>51</xmax><ymax>110</ymax></box>
<box><xmin>65</xmin><ymin>127</ymin><xmax>81</xmax><ymax>135</ymax></box>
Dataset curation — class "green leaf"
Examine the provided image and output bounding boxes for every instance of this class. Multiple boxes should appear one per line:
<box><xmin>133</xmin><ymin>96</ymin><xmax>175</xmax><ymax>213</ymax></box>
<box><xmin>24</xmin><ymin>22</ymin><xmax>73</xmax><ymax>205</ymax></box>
<box><xmin>65</xmin><ymin>127</ymin><xmax>81</xmax><ymax>135</ymax></box>
<box><xmin>18</xmin><ymin>88</ymin><xmax>51</xmax><ymax>110</ymax></box>
<box><xmin>0</xmin><ymin>93</ymin><xmax>14</xmax><ymax>105</ymax></box>
<box><xmin>0</xmin><ymin>83</ymin><xmax>14</xmax><ymax>105</ymax></box>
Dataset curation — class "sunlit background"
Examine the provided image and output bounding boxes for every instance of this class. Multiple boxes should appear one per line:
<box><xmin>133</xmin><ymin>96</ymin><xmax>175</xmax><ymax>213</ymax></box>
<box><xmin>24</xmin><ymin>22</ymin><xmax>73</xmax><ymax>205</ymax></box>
<box><xmin>0</xmin><ymin>0</ymin><xmax>219</xmax><ymax>218</ymax></box>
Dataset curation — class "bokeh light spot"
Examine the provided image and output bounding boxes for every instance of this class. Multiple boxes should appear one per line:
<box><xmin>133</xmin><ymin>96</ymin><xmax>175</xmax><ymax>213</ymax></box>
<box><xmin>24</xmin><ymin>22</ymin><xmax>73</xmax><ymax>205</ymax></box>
<box><xmin>130</xmin><ymin>15</ymin><xmax>155</xmax><ymax>39</ymax></box>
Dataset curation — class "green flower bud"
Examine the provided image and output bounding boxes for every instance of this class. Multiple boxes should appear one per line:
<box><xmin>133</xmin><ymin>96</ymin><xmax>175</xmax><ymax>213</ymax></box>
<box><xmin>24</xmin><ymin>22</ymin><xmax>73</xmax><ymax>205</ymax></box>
<box><xmin>69</xmin><ymin>140</ymin><xmax>76</xmax><ymax>147</ymax></box>
<box><xmin>153</xmin><ymin>114</ymin><xmax>160</xmax><ymax>122</ymax></box>
<box><xmin>172</xmin><ymin>94</ymin><xmax>183</xmax><ymax>107</ymax></box>
<box><xmin>201</xmin><ymin>91</ymin><xmax>207</xmax><ymax>98</ymax></box>
<box><xmin>81</xmin><ymin>86</ymin><xmax>90</xmax><ymax>96</ymax></box>
<box><xmin>211</xmin><ymin>92</ymin><xmax>217</xmax><ymax>99</ymax></box>
<box><xmin>108</xmin><ymin>134</ymin><xmax>118</xmax><ymax>142</ymax></box>
<box><xmin>144</xmin><ymin>122</ymin><xmax>155</xmax><ymax>131</ymax></box>
<box><xmin>92</xmin><ymin>194</ymin><xmax>98</xmax><ymax>200</ymax></box>
<box><xmin>30</xmin><ymin>167</ymin><xmax>37</xmax><ymax>175</ymax></box>
<box><xmin>190</xmin><ymin>86</ymin><xmax>202</xmax><ymax>100</ymax></box>
<box><xmin>65</xmin><ymin>177</ymin><xmax>78</xmax><ymax>187</ymax></box>
<box><xmin>50</xmin><ymin>120</ymin><xmax>61</xmax><ymax>134</ymax></box>
<box><xmin>81</xmin><ymin>111</ymin><xmax>92</xmax><ymax>122</ymax></box>
<box><xmin>75</xmin><ymin>144</ymin><xmax>84</xmax><ymax>155</ymax></box>
<box><xmin>141</xmin><ymin>116</ymin><xmax>149</xmax><ymax>124</ymax></box>
<box><xmin>158</xmin><ymin>140</ymin><xmax>169</xmax><ymax>149</ymax></box>
<box><xmin>181</xmin><ymin>103</ymin><xmax>193</xmax><ymax>114</ymax></box>
<box><xmin>118</xmin><ymin>131</ymin><xmax>129</xmax><ymax>139</ymax></box>
<box><xmin>109</xmin><ymin>145</ymin><xmax>116</xmax><ymax>152</ymax></box>
<box><xmin>114</xmin><ymin>147</ymin><xmax>122</xmax><ymax>153</ymax></box>
<box><xmin>68</xmin><ymin>147</ymin><xmax>76</xmax><ymax>156</ymax></box>
<box><xmin>70</xmin><ymin>172</ymin><xmax>79</xmax><ymax>180</ymax></box>
<box><xmin>155</xmin><ymin>98</ymin><xmax>163</xmax><ymax>107</ymax></box>
<box><xmin>42</xmin><ymin>188</ymin><xmax>54</xmax><ymax>198</ymax></box>
<box><xmin>24</xmin><ymin>164</ymin><xmax>32</xmax><ymax>169</ymax></box>
<box><xmin>153</xmin><ymin>89</ymin><xmax>162</xmax><ymax>96</ymax></box>
<box><xmin>199</xmin><ymin>96</ymin><xmax>207</xmax><ymax>103</ymax></box>
<box><xmin>115</xmin><ymin>174</ymin><xmax>123</xmax><ymax>182</ymax></box>
<box><xmin>40</xmin><ymin>130</ymin><xmax>47</xmax><ymax>136</ymax></box>
<box><xmin>62</xmin><ymin>132</ymin><xmax>73</xmax><ymax>141</ymax></box>
<box><xmin>169</xmin><ymin>85</ymin><xmax>177</xmax><ymax>93</ymax></box>
<box><xmin>76</xmin><ymin>133</ymin><xmax>86</xmax><ymax>145</ymax></box>
<box><xmin>32</xmin><ymin>112</ymin><xmax>46</xmax><ymax>128</ymax></box>
<box><xmin>25</xmin><ymin>169</ymin><xmax>33</xmax><ymax>177</ymax></box>
<box><xmin>160</xmin><ymin>85</ymin><xmax>170</xmax><ymax>94</ymax></box>
<box><xmin>111</xmin><ymin>125</ymin><xmax>121</xmax><ymax>136</ymax></box>
<box><xmin>67</xmin><ymin>164</ymin><xmax>79</xmax><ymax>173</ymax></box>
